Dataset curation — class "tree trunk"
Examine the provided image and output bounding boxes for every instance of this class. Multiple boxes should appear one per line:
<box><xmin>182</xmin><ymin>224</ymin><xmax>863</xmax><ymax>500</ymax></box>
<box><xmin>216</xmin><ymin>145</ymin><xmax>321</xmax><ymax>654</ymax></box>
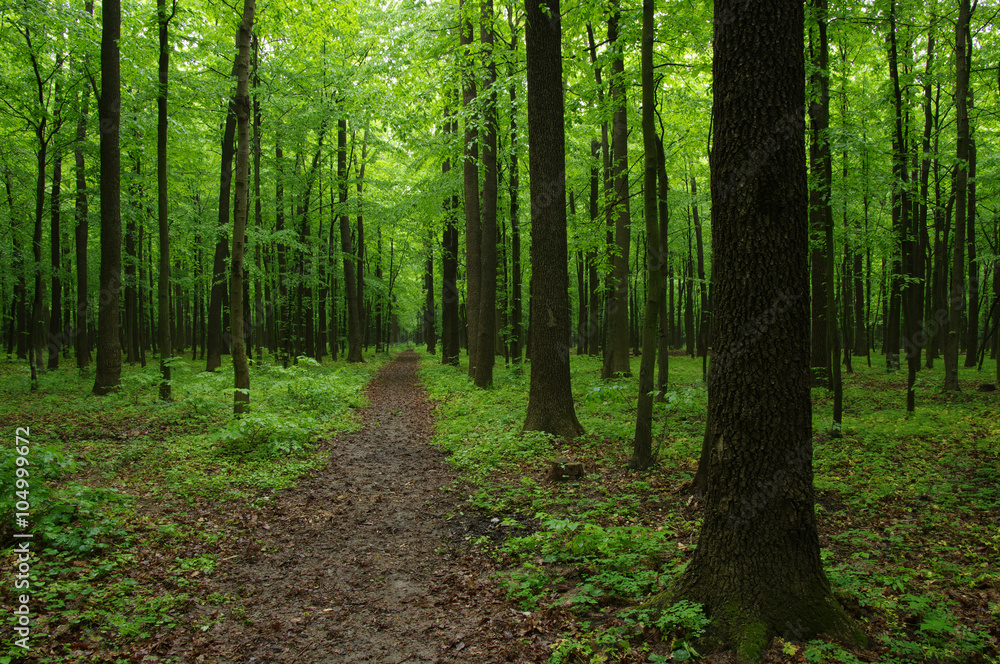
<box><xmin>808</xmin><ymin>20</ymin><xmax>829</xmax><ymax>384</ymax></box>
<box><xmin>693</xmin><ymin>177</ymin><xmax>708</xmax><ymax>375</ymax></box>
<box><xmin>509</xmin><ymin>17</ymin><xmax>522</xmax><ymax>364</ymax></box>
<box><xmin>476</xmin><ymin>0</ymin><xmax>497</xmax><ymax>387</ymax></box>
<box><xmin>461</xmin><ymin>0</ymin><xmax>481</xmax><ymax>377</ymax></box>
<box><xmin>655</xmin><ymin>137</ymin><xmax>670</xmax><ymax>398</ymax></box>
<box><xmin>588</xmin><ymin>140</ymin><xmax>601</xmax><ymax>358</ymax></box>
<box><xmin>48</xmin><ymin>107</ymin><xmax>63</xmax><ymax>370</ymax></box>
<box><xmin>93</xmin><ymin>0</ymin><xmax>122</xmax><ymax>394</ymax></box>
<box><xmin>252</xmin><ymin>33</ymin><xmax>264</xmax><ymax>361</ymax></box>
<box><xmin>442</xmin><ymin>106</ymin><xmax>461</xmax><ymax>365</ymax></box>
<box><xmin>630</xmin><ymin>0</ymin><xmax>659</xmax><ymax>471</ymax></box>
<box><xmin>230</xmin><ymin>0</ymin><xmax>254</xmax><ymax>414</ymax></box>
<box><xmin>339</xmin><ymin>118</ymin><xmax>363</xmax><ymax>363</ymax></box>
<box><xmin>522</xmin><ymin>0</ymin><xmax>583</xmax><ymax>439</ymax></box>
<box><xmin>601</xmin><ymin>0</ymin><xmax>631</xmax><ymax>380</ymax></box>
<box><xmin>71</xmin><ymin>1</ymin><xmax>94</xmax><ymax>369</ymax></box>
<box><xmin>425</xmin><ymin>233</ymin><xmax>435</xmax><ymax>354</ymax></box>
<box><xmin>207</xmin><ymin>101</ymin><xmax>237</xmax><ymax>372</ymax></box>
<box><xmin>944</xmin><ymin>0</ymin><xmax>971</xmax><ymax>391</ymax></box>
<box><xmin>663</xmin><ymin>2</ymin><xmax>864</xmax><ymax>657</ymax></box>
<box><xmin>964</xmin><ymin>101</ymin><xmax>978</xmax><ymax>368</ymax></box>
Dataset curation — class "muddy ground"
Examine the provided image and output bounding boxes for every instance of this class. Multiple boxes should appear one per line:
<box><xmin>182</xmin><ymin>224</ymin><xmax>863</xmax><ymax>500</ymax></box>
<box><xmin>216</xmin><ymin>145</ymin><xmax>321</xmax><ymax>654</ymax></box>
<box><xmin>150</xmin><ymin>351</ymin><xmax>548</xmax><ymax>663</ymax></box>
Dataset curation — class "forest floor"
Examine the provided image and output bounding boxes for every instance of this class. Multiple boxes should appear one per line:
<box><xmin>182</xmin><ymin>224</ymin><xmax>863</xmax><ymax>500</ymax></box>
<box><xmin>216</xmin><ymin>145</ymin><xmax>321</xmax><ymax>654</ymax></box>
<box><xmin>139</xmin><ymin>350</ymin><xmax>538</xmax><ymax>664</ymax></box>
<box><xmin>1</xmin><ymin>348</ymin><xmax>999</xmax><ymax>664</ymax></box>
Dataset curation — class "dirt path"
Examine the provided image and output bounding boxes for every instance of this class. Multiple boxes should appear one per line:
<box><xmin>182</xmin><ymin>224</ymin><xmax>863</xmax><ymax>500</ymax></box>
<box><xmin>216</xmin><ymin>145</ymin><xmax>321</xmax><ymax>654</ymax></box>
<box><xmin>157</xmin><ymin>351</ymin><xmax>536</xmax><ymax>663</ymax></box>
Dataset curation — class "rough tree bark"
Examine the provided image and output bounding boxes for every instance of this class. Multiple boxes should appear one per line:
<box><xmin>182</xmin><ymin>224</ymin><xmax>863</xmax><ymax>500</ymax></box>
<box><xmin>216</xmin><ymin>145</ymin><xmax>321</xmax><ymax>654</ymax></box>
<box><xmin>93</xmin><ymin>0</ymin><xmax>123</xmax><ymax>395</ymax></box>
<box><xmin>522</xmin><ymin>0</ymin><xmax>583</xmax><ymax>439</ymax></box>
<box><xmin>206</xmin><ymin>101</ymin><xmax>237</xmax><ymax>372</ymax></box>
<box><xmin>230</xmin><ymin>0</ymin><xmax>254</xmax><ymax>414</ymax></box>
<box><xmin>944</xmin><ymin>0</ymin><xmax>971</xmax><ymax>391</ymax></box>
<box><xmin>658</xmin><ymin>2</ymin><xmax>864</xmax><ymax>658</ymax></box>
<box><xmin>476</xmin><ymin>0</ymin><xmax>497</xmax><ymax>387</ymax></box>
<box><xmin>601</xmin><ymin>0</ymin><xmax>632</xmax><ymax>380</ymax></box>
<box><xmin>461</xmin><ymin>0</ymin><xmax>481</xmax><ymax>377</ymax></box>
<box><xmin>157</xmin><ymin>0</ymin><xmax>175</xmax><ymax>400</ymax></box>
<box><xmin>630</xmin><ymin>0</ymin><xmax>659</xmax><ymax>471</ymax></box>
<box><xmin>442</xmin><ymin>105</ymin><xmax>461</xmax><ymax>366</ymax></box>
<box><xmin>339</xmin><ymin>118</ymin><xmax>363</xmax><ymax>363</ymax></box>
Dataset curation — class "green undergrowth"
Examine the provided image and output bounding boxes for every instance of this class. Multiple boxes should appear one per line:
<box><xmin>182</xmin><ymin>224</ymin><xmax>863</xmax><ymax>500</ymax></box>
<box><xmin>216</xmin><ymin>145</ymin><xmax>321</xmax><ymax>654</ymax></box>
<box><xmin>419</xmin><ymin>350</ymin><xmax>1000</xmax><ymax>663</ymax></box>
<box><xmin>0</xmin><ymin>347</ymin><xmax>388</xmax><ymax>661</ymax></box>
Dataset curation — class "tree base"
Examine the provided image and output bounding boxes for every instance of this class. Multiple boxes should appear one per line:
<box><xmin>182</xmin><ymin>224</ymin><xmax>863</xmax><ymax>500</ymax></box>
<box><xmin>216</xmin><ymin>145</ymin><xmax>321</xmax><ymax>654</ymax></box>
<box><xmin>643</xmin><ymin>581</ymin><xmax>865</xmax><ymax>663</ymax></box>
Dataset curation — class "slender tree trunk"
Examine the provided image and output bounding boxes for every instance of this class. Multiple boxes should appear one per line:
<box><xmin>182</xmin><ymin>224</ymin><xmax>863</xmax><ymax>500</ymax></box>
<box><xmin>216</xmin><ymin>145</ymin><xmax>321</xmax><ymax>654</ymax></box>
<box><xmin>655</xmin><ymin>137</ymin><xmax>670</xmax><ymax>398</ymax></box>
<box><xmin>522</xmin><ymin>0</ymin><xmax>583</xmax><ymax>439</ymax></box>
<box><xmin>252</xmin><ymin>33</ymin><xmax>264</xmax><ymax>362</ymax></box>
<box><xmin>442</xmin><ymin>106</ymin><xmax>461</xmax><ymax>365</ymax></box>
<box><xmin>693</xmin><ymin>178</ymin><xmax>709</xmax><ymax>373</ymax></box>
<box><xmin>474</xmin><ymin>0</ymin><xmax>497</xmax><ymax>386</ymax></box>
<box><xmin>630</xmin><ymin>0</ymin><xmax>659</xmax><ymax>470</ymax></box>
<box><xmin>207</xmin><ymin>102</ymin><xmax>237</xmax><ymax>372</ymax></box>
<box><xmin>944</xmin><ymin>0</ymin><xmax>971</xmax><ymax>391</ymax></box>
<box><xmin>230</xmin><ymin>0</ymin><xmax>255</xmax><ymax>414</ymax></box>
<box><xmin>508</xmin><ymin>16</ymin><xmax>522</xmax><ymax>364</ymax></box>
<box><xmin>48</xmin><ymin>106</ymin><xmax>62</xmax><ymax>370</ymax></box>
<box><xmin>461</xmin><ymin>0</ymin><xmax>481</xmax><ymax>377</ymax></box>
<box><xmin>665</xmin><ymin>4</ymin><xmax>863</xmax><ymax>655</ymax></box>
<box><xmin>425</xmin><ymin>232</ymin><xmax>435</xmax><ymax>354</ymax></box>
<box><xmin>276</xmin><ymin>140</ymin><xmax>290</xmax><ymax>366</ymax></box>
<box><xmin>74</xmin><ymin>82</ymin><xmax>91</xmax><ymax>367</ymax></box>
<box><xmin>94</xmin><ymin>0</ymin><xmax>122</xmax><ymax>394</ymax></box>
<box><xmin>339</xmin><ymin>118</ymin><xmax>363</xmax><ymax>363</ymax></box>
<box><xmin>602</xmin><ymin>0</ymin><xmax>631</xmax><ymax>380</ymax></box>
<box><xmin>919</xmin><ymin>17</ymin><xmax>936</xmax><ymax>367</ymax></box>
<box><xmin>356</xmin><ymin>131</ymin><xmax>368</xmax><ymax>348</ymax></box>
<box><xmin>965</xmin><ymin>99</ymin><xmax>978</xmax><ymax>367</ymax></box>
<box><xmin>808</xmin><ymin>19</ymin><xmax>829</xmax><ymax>383</ymax></box>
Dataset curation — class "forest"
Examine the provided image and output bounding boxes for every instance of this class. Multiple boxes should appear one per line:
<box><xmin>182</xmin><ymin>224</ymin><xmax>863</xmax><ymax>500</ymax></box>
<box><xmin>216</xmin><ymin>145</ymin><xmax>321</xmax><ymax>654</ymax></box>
<box><xmin>1</xmin><ymin>0</ymin><xmax>999</xmax><ymax>661</ymax></box>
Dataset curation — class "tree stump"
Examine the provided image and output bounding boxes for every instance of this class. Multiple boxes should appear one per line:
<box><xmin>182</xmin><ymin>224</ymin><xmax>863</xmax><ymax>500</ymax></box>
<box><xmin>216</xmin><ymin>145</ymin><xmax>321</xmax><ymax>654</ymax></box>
<box><xmin>547</xmin><ymin>458</ymin><xmax>585</xmax><ymax>482</ymax></box>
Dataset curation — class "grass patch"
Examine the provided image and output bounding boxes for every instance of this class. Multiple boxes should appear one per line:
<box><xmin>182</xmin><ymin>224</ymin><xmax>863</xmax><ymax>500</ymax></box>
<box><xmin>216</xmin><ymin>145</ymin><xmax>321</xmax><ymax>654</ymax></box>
<box><xmin>0</xmin><ymin>347</ymin><xmax>388</xmax><ymax>662</ymax></box>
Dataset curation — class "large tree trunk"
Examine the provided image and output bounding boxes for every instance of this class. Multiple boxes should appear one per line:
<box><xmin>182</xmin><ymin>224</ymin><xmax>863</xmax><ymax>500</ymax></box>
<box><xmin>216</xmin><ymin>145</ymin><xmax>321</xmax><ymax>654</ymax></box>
<box><xmin>522</xmin><ymin>0</ymin><xmax>583</xmax><ymax>439</ymax></box>
<box><xmin>94</xmin><ymin>0</ymin><xmax>123</xmax><ymax>394</ymax></box>
<box><xmin>944</xmin><ymin>0</ymin><xmax>971</xmax><ymax>391</ymax></box>
<box><xmin>230</xmin><ymin>0</ymin><xmax>254</xmax><ymax>414</ymax></box>
<box><xmin>601</xmin><ymin>0</ymin><xmax>631</xmax><ymax>380</ymax></box>
<box><xmin>630</xmin><ymin>0</ymin><xmax>659</xmax><ymax>471</ymax></box>
<box><xmin>663</xmin><ymin>2</ymin><xmax>863</xmax><ymax>657</ymax></box>
<box><xmin>461</xmin><ymin>0</ymin><xmax>481</xmax><ymax>377</ymax></box>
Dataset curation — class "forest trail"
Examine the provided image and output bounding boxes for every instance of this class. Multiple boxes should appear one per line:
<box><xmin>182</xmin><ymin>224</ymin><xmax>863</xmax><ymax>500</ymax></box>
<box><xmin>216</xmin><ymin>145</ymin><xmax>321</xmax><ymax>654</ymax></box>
<box><xmin>157</xmin><ymin>351</ymin><xmax>528</xmax><ymax>663</ymax></box>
